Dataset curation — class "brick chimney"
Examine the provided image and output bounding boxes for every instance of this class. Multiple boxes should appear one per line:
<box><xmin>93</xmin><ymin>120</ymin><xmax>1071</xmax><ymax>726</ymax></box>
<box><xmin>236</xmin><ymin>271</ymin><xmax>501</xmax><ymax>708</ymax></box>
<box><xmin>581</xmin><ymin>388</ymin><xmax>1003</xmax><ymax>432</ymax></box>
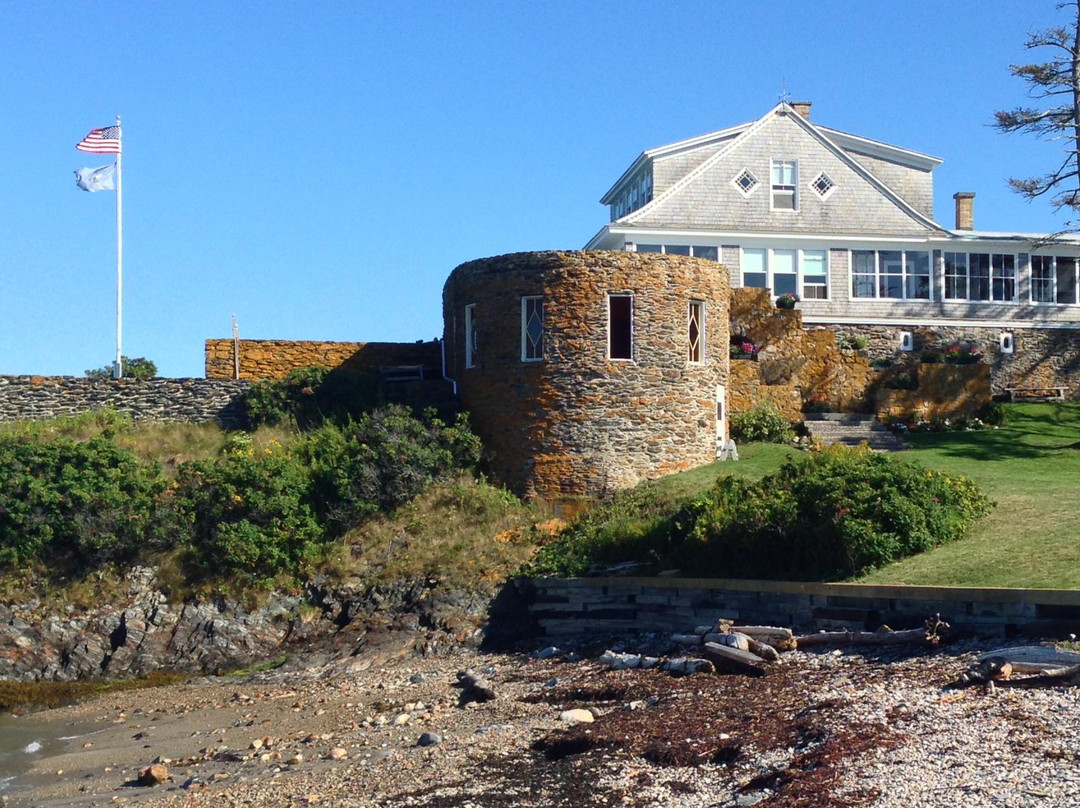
<box><xmin>790</xmin><ymin>101</ymin><xmax>812</xmax><ymax>121</ymax></box>
<box><xmin>953</xmin><ymin>192</ymin><xmax>975</xmax><ymax>230</ymax></box>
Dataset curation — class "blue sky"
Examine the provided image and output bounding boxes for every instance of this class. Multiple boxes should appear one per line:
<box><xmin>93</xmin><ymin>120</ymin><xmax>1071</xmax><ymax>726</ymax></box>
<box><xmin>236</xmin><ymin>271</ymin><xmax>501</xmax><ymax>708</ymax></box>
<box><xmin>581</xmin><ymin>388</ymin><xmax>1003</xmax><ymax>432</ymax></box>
<box><xmin>0</xmin><ymin>0</ymin><xmax>1071</xmax><ymax>377</ymax></box>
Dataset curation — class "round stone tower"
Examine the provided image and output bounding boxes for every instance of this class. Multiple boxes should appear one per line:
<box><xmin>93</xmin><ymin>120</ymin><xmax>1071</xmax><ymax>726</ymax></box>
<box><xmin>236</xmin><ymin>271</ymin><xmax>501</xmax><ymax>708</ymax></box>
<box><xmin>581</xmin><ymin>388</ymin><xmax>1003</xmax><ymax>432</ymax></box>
<box><xmin>442</xmin><ymin>250</ymin><xmax>730</xmax><ymax>501</ymax></box>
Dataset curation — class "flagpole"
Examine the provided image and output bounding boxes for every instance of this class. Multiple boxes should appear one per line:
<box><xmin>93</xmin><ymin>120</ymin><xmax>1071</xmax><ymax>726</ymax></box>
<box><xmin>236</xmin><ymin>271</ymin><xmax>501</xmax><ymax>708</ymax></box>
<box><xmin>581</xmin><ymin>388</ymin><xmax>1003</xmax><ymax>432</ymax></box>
<box><xmin>113</xmin><ymin>115</ymin><xmax>123</xmax><ymax>379</ymax></box>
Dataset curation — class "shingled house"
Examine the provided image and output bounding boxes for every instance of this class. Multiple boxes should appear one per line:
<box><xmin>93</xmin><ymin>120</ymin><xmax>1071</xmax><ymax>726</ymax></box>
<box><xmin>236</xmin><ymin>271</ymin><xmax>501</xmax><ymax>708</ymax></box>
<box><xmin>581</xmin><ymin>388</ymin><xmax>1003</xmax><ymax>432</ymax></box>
<box><xmin>585</xmin><ymin>101</ymin><xmax>1080</xmax><ymax>398</ymax></box>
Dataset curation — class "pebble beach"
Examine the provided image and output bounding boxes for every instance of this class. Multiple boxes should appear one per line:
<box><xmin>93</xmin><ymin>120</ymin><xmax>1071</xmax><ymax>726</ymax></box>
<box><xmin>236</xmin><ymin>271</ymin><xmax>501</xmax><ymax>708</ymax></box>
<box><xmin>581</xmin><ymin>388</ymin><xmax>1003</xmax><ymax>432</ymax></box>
<box><xmin>4</xmin><ymin>635</ymin><xmax>1079</xmax><ymax>808</ymax></box>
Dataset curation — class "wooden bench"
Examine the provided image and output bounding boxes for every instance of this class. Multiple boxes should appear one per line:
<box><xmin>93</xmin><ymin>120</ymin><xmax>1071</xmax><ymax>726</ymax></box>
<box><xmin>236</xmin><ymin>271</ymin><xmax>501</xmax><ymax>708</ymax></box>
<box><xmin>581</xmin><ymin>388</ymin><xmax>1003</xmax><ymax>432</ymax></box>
<box><xmin>1004</xmin><ymin>386</ymin><xmax>1067</xmax><ymax>402</ymax></box>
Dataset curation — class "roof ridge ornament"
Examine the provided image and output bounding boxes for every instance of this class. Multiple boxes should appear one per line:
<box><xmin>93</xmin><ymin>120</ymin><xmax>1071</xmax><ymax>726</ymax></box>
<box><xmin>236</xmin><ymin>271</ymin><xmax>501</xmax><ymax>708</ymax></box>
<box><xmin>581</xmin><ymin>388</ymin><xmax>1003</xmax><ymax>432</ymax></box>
<box><xmin>778</xmin><ymin>78</ymin><xmax>791</xmax><ymax>104</ymax></box>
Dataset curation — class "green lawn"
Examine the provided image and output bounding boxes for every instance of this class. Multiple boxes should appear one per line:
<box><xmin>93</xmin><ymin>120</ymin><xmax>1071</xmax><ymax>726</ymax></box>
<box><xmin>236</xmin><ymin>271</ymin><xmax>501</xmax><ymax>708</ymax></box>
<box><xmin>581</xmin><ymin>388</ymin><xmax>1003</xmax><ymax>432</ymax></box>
<box><xmin>856</xmin><ymin>403</ymin><xmax>1080</xmax><ymax>589</ymax></box>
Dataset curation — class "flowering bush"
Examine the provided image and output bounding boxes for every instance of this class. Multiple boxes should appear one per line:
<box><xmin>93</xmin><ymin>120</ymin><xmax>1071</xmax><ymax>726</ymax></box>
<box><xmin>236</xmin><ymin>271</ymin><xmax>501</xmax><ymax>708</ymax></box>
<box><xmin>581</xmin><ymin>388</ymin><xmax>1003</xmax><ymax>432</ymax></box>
<box><xmin>885</xmin><ymin>414</ymin><xmax>994</xmax><ymax>434</ymax></box>
<box><xmin>776</xmin><ymin>292</ymin><xmax>800</xmax><ymax>309</ymax></box>
<box><xmin>730</xmin><ymin>340</ymin><xmax>757</xmax><ymax>359</ymax></box>
<box><xmin>944</xmin><ymin>345</ymin><xmax>982</xmax><ymax>365</ymax></box>
<box><xmin>803</xmin><ymin>396</ymin><xmax>835</xmax><ymax>413</ymax></box>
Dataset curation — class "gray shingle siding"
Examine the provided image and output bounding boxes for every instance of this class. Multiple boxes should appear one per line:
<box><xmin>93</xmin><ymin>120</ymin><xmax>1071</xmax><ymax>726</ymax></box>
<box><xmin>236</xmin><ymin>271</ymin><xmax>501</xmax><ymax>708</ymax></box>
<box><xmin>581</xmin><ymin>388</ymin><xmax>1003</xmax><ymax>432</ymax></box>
<box><xmin>629</xmin><ymin>115</ymin><xmax>936</xmax><ymax>236</ymax></box>
<box><xmin>844</xmin><ymin>151</ymin><xmax>935</xmax><ymax>219</ymax></box>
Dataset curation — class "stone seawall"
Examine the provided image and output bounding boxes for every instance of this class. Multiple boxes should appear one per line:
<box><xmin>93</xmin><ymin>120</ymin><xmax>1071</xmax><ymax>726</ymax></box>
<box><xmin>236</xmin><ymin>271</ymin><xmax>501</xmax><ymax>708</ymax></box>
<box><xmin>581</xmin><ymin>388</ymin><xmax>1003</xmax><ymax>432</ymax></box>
<box><xmin>520</xmin><ymin>577</ymin><xmax>1080</xmax><ymax>636</ymax></box>
<box><xmin>0</xmin><ymin>376</ymin><xmax>251</xmax><ymax>426</ymax></box>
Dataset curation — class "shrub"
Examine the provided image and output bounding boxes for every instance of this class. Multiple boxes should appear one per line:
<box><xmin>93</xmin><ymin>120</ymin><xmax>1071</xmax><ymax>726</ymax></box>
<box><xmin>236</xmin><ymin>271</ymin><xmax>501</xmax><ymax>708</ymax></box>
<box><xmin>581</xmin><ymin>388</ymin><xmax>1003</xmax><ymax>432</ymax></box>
<box><xmin>301</xmin><ymin>406</ymin><xmax>482</xmax><ymax>535</ymax></box>
<box><xmin>172</xmin><ymin>443</ymin><xmax>324</xmax><ymax>580</ymax></box>
<box><xmin>886</xmin><ymin>372</ymin><xmax>918</xmax><ymax>391</ymax></box>
<box><xmin>730</xmin><ymin>403</ymin><xmax>795</xmax><ymax>444</ymax></box>
<box><xmin>979</xmin><ymin>401</ymin><xmax>1009</xmax><ymax>426</ymax></box>
<box><xmin>0</xmin><ymin>436</ymin><xmax>170</xmax><ymax>567</ymax></box>
<box><xmin>729</xmin><ymin>338</ymin><xmax>757</xmax><ymax>359</ymax></box>
<box><xmin>85</xmin><ymin>356</ymin><xmax>157</xmax><ymax>380</ymax></box>
<box><xmin>944</xmin><ymin>345</ymin><xmax>982</xmax><ymax>365</ymax></box>
<box><xmin>838</xmin><ymin>336</ymin><xmax>868</xmax><ymax>351</ymax></box>
<box><xmin>238</xmin><ymin>366</ymin><xmax>388</xmax><ymax>429</ymax></box>
<box><xmin>803</xmin><ymin>397</ymin><xmax>835</xmax><ymax>414</ymax></box>
<box><xmin>920</xmin><ymin>350</ymin><xmax>945</xmax><ymax>364</ymax></box>
<box><xmin>668</xmin><ymin>447</ymin><xmax>991</xmax><ymax>580</ymax></box>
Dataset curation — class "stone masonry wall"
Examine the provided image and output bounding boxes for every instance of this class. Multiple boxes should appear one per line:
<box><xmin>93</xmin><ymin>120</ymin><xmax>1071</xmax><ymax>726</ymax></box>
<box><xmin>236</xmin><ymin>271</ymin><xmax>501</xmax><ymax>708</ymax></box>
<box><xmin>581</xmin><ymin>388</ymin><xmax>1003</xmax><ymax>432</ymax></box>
<box><xmin>729</xmin><ymin>288</ymin><xmax>876</xmax><ymax>415</ymax></box>
<box><xmin>816</xmin><ymin>323</ymin><xmax>1080</xmax><ymax>399</ymax></box>
<box><xmin>205</xmin><ymin>339</ymin><xmax>442</xmax><ymax>381</ymax></box>
<box><xmin>444</xmin><ymin>251</ymin><xmax>729</xmax><ymax>501</ymax></box>
<box><xmin>0</xmin><ymin>376</ymin><xmax>251</xmax><ymax>426</ymax></box>
<box><xmin>521</xmin><ymin>577</ymin><xmax>1080</xmax><ymax>636</ymax></box>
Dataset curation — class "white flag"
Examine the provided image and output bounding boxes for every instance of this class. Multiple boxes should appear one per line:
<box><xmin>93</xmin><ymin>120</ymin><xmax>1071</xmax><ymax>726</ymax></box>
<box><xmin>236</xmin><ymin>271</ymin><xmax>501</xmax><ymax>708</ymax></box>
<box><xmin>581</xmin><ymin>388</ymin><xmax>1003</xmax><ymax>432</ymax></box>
<box><xmin>75</xmin><ymin>163</ymin><xmax>116</xmax><ymax>192</ymax></box>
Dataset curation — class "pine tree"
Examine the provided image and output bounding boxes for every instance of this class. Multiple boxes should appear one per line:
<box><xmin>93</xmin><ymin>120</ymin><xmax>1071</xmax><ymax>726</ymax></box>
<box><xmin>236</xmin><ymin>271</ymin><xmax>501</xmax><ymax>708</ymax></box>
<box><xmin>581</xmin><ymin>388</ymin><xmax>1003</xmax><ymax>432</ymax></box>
<box><xmin>994</xmin><ymin>1</ymin><xmax>1080</xmax><ymax>232</ymax></box>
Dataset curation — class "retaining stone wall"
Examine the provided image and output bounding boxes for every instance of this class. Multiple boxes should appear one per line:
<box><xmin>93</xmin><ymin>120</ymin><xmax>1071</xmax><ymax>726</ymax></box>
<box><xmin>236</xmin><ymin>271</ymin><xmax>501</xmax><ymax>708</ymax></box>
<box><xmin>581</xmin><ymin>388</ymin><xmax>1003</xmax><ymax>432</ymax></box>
<box><xmin>205</xmin><ymin>339</ymin><xmax>442</xmax><ymax>381</ymax></box>
<box><xmin>816</xmin><ymin>323</ymin><xmax>1080</xmax><ymax>399</ymax></box>
<box><xmin>444</xmin><ymin>251</ymin><xmax>730</xmax><ymax>500</ymax></box>
<box><xmin>0</xmin><ymin>376</ymin><xmax>251</xmax><ymax>426</ymax></box>
<box><xmin>520</xmin><ymin>577</ymin><xmax>1080</xmax><ymax>636</ymax></box>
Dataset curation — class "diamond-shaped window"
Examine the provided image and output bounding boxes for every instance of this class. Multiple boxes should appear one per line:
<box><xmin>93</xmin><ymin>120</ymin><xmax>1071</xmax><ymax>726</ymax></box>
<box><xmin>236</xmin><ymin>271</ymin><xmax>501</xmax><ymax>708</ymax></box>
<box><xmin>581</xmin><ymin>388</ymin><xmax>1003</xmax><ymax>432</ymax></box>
<box><xmin>734</xmin><ymin>169</ymin><xmax>759</xmax><ymax>196</ymax></box>
<box><xmin>811</xmin><ymin>172</ymin><xmax>836</xmax><ymax>198</ymax></box>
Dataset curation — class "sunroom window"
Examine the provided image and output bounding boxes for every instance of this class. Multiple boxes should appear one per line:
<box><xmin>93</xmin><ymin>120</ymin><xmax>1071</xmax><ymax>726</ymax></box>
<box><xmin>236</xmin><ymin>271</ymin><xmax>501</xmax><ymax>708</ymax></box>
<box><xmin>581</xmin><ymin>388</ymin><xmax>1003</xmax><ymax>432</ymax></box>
<box><xmin>741</xmin><ymin>247</ymin><xmax>828</xmax><ymax>299</ymax></box>
<box><xmin>851</xmin><ymin>250</ymin><xmax>930</xmax><ymax>300</ymax></box>
<box><xmin>943</xmin><ymin>252</ymin><xmax>1017</xmax><ymax>302</ymax></box>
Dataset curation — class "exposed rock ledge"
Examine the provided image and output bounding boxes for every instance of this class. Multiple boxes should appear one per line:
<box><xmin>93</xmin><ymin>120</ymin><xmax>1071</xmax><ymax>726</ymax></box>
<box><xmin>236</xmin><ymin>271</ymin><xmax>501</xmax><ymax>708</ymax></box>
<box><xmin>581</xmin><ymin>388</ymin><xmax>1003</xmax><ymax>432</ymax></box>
<box><xmin>0</xmin><ymin>567</ymin><xmax>519</xmax><ymax>681</ymax></box>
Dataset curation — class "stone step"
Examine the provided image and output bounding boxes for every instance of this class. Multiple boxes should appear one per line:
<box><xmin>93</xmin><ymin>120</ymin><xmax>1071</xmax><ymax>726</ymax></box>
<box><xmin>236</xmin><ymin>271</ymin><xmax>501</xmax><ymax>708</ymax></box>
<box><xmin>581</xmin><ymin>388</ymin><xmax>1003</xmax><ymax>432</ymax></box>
<box><xmin>804</xmin><ymin>416</ymin><xmax>905</xmax><ymax>452</ymax></box>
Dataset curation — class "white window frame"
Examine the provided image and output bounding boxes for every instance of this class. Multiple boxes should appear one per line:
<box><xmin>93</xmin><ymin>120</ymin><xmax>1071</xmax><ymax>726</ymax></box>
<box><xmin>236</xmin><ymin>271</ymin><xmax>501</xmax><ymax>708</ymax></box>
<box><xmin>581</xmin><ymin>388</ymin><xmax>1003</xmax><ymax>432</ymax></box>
<box><xmin>770</xmin><ymin>158</ymin><xmax>798</xmax><ymax>211</ymax></box>
<box><xmin>740</xmin><ymin>246</ymin><xmax>829</xmax><ymax>300</ymax></box>
<box><xmin>464</xmin><ymin>304</ymin><xmax>476</xmax><ymax>369</ymax></box>
<box><xmin>942</xmin><ymin>251</ymin><xmax>1017</xmax><ymax>303</ymax></box>
<box><xmin>630</xmin><ymin>243</ymin><xmax>719</xmax><ymax>261</ymax></box>
<box><xmin>849</xmin><ymin>249</ymin><xmax>932</xmax><ymax>301</ymax></box>
<box><xmin>809</xmin><ymin>171</ymin><xmax>837</xmax><ymax>200</ymax></box>
<box><xmin>732</xmin><ymin>169</ymin><xmax>760</xmax><ymax>197</ymax></box>
<box><xmin>687</xmin><ymin>300</ymin><xmax>705</xmax><ymax>364</ymax></box>
<box><xmin>520</xmin><ymin>296</ymin><xmax>544</xmax><ymax>362</ymax></box>
<box><xmin>608</xmin><ymin>293</ymin><xmax>634</xmax><ymax>361</ymax></box>
<box><xmin>1030</xmin><ymin>255</ymin><xmax>1080</xmax><ymax>305</ymax></box>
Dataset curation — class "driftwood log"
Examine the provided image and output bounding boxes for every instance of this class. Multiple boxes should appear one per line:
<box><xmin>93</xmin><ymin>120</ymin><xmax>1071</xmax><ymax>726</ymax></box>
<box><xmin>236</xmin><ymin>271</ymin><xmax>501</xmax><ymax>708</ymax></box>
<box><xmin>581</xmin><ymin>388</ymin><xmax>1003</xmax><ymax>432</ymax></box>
<box><xmin>795</xmin><ymin>615</ymin><xmax>949</xmax><ymax>648</ymax></box>
<box><xmin>701</xmin><ymin>641</ymin><xmax>767</xmax><ymax>677</ymax></box>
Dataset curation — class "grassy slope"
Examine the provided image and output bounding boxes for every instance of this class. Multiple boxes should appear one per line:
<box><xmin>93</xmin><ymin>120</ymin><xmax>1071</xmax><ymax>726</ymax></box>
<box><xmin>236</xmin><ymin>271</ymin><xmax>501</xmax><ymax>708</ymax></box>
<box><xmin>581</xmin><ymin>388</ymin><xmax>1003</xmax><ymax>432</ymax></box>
<box><xmin>857</xmin><ymin>403</ymin><xmax>1080</xmax><ymax>589</ymax></box>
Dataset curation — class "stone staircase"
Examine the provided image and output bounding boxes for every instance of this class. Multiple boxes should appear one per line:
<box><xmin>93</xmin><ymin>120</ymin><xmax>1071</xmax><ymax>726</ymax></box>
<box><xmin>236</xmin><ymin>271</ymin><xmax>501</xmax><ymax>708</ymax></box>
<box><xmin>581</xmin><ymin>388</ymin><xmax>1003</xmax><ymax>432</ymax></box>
<box><xmin>803</xmin><ymin>413</ymin><xmax>905</xmax><ymax>451</ymax></box>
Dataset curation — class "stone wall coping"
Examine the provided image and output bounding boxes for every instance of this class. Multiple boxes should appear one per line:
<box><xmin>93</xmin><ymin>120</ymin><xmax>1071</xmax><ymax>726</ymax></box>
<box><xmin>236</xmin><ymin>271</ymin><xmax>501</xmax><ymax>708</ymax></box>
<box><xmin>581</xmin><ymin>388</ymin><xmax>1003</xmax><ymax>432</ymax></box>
<box><xmin>529</xmin><ymin>577</ymin><xmax>1080</xmax><ymax>606</ymax></box>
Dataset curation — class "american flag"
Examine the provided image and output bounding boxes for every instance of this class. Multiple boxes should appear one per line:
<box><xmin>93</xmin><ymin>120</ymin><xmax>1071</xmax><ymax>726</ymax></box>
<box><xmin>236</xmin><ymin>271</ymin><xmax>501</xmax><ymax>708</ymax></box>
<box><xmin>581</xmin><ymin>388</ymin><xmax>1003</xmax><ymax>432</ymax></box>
<box><xmin>76</xmin><ymin>125</ymin><xmax>121</xmax><ymax>154</ymax></box>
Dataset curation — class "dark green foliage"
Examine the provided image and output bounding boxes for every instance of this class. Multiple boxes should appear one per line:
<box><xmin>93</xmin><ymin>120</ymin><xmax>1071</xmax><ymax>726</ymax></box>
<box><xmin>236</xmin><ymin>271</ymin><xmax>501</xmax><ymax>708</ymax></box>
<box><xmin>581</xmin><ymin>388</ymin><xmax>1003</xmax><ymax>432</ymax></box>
<box><xmin>85</xmin><ymin>356</ymin><xmax>158</xmax><ymax>380</ymax></box>
<box><xmin>730</xmin><ymin>402</ymin><xmax>795</xmax><ymax>444</ymax></box>
<box><xmin>979</xmin><ymin>401</ymin><xmax>1009</xmax><ymax>426</ymax></box>
<box><xmin>886</xmin><ymin>372</ymin><xmax>918</xmax><ymax>391</ymax></box>
<box><xmin>527</xmin><ymin>446</ymin><xmax>991</xmax><ymax>581</ymax></box>
<box><xmin>672</xmin><ymin>447</ymin><xmax>991</xmax><ymax>579</ymax></box>
<box><xmin>521</xmin><ymin>487</ymin><xmax>679</xmax><ymax>578</ymax></box>
<box><xmin>238</xmin><ymin>366</ymin><xmax>388</xmax><ymax>429</ymax></box>
<box><xmin>0</xmin><ymin>436</ymin><xmax>170</xmax><ymax>566</ymax></box>
<box><xmin>0</xmin><ymin>406</ymin><xmax>484</xmax><ymax>584</ymax></box>
<box><xmin>172</xmin><ymin>445</ymin><xmax>323</xmax><ymax>581</ymax></box>
<box><xmin>301</xmin><ymin>406</ymin><xmax>482</xmax><ymax>535</ymax></box>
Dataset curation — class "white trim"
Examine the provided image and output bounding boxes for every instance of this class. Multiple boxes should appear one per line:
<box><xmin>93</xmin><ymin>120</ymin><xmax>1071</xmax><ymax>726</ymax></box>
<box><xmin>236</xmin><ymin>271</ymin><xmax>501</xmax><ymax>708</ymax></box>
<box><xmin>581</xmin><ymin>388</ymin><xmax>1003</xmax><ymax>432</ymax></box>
<box><xmin>815</xmin><ymin>125</ymin><xmax>943</xmax><ymax>170</ymax></box>
<box><xmin>520</xmin><ymin>295</ymin><xmax>544</xmax><ymax>362</ymax></box>
<box><xmin>607</xmin><ymin>292</ymin><xmax>635</xmax><ymax>361</ymax></box>
<box><xmin>732</xmin><ymin>168</ymin><xmax>760</xmax><ymax>197</ymax></box>
<box><xmin>801</xmin><ymin>315</ymin><xmax>1080</xmax><ymax>330</ymax></box>
<box><xmin>849</xmin><ymin>248</ymin><xmax>933</xmax><ymax>302</ymax></box>
<box><xmin>464</xmin><ymin>304</ymin><xmax>476</xmax><ymax>369</ymax></box>
<box><xmin>769</xmin><ymin>157</ymin><xmax>798</xmax><ymax>212</ymax></box>
<box><xmin>687</xmin><ymin>299</ymin><xmax>706</xmax><ymax>364</ymax></box>
<box><xmin>810</xmin><ymin>171</ymin><xmax>837</xmax><ymax>200</ymax></box>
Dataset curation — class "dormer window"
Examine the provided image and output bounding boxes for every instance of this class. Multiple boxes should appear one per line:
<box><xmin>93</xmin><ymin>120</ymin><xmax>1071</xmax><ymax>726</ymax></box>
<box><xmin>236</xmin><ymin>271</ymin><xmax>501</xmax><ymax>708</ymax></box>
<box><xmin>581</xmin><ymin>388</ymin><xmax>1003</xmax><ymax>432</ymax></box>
<box><xmin>811</xmin><ymin>172</ymin><xmax>836</xmax><ymax>199</ymax></box>
<box><xmin>771</xmin><ymin>159</ymin><xmax>797</xmax><ymax>210</ymax></box>
<box><xmin>733</xmin><ymin>169</ymin><xmax>759</xmax><ymax>196</ymax></box>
